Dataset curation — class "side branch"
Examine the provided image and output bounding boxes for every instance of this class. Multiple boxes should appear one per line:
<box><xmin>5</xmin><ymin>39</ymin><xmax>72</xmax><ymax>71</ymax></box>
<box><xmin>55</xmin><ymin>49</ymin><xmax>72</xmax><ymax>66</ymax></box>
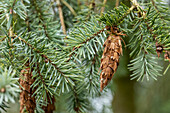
<box><xmin>15</xmin><ymin>35</ymin><xmax>65</xmax><ymax>76</ymax></box>
<box><xmin>68</xmin><ymin>27</ymin><xmax>106</xmax><ymax>60</ymax></box>
<box><xmin>117</xmin><ymin>5</ymin><xmax>135</xmax><ymax>25</ymax></box>
<box><xmin>76</xmin><ymin>27</ymin><xmax>106</xmax><ymax>48</ymax></box>
<box><xmin>72</xmin><ymin>86</ymin><xmax>80</xmax><ymax>113</ymax></box>
<box><xmin>32</xmin><ymin>0</ymin><xmax>52</xmax><ymax>40</ymax></box>
<box><xmin>130</xmin><ymin>0</ymin><xmax>168</xmax><ymax>58</ymax></box>
<box><xmin>151</xmin><ymin>0</ymin><xmax>164</xmax><ymax>20</ymax></box>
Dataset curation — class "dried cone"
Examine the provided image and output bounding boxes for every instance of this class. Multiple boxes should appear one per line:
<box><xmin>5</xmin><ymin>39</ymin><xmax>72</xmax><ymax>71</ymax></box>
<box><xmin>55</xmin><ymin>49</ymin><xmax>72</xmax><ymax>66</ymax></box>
<box><xmin>100</xmin><ymin>34</ymin><xmax>122</xmax><ymax>91</ymax></box>
<box><xmin>19</xmin><ymin>68</ymin><xmax>36</xmax><ymax>113</ymax></box>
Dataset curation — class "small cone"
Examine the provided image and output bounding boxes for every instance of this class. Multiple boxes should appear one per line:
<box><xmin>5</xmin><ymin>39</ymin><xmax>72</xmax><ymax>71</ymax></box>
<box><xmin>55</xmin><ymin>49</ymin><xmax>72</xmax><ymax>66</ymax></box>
<box><xmin>100</xmin><ymin>34</ymin><xmax>122</xmax><ymax>91</ymax></box>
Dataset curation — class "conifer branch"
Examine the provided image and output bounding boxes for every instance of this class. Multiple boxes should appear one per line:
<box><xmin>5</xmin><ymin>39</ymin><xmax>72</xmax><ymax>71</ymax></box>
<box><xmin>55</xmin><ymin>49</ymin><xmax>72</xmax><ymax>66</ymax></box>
<box><xmin>67</xmin><ymin>85</ymin><xmax>88</xmax><ymax>113</ymax></box>
<box><xmin>131</xmin><ymin>1</ymin><xmax>166</xmax><ymax>57</ymax></box>
<box><xmin>100</xmin><ymin>3</ymin><xmax>136</xmax><ymax>26</ymax></box>
<box><xmin>1</xmin><ymin>0</ymin><xmax>169</xmax><ymax>112</ymax></box>
<box><xmin>151</xmin><ymin>0</ymin><xmax>167</xmax><ymax>21</ymax></box>
<box><xmin>14</xmin><ymin>35</ymin><xmax>66</xmax><ymax>77</ymax></box>
<box><xmin>118</xmin><ymin>5</ymin><xmax>135</xmax><ymax>23</ymax></box>
<box><xmin>75</xmin><ymin>27</ymin><xmax>105</xmax><ymax>48</ymax></box>
<box><xmin>37</xmin><ymin>62</ymin><xmax>46</xmax><ymax>86</ymax></box>
<box><xmin>68</xmin><ymin>27</ymin><xmax>106</xmax><ymax>59</ymax></box>
<box><xmin>72</xmin><ymin>87</ymin><xmax>80</xmax><ymax>113</ymax></box>
<box><xmin>0</xmin><ymin>67</ymin><xmax>19</xmax><ymax>112</ymax></box>
<box><xmin>87</xmin><ymin>53</ymin><xmax>100</xmax><ymax>94</ymax></box>
<box><xmin>32</xmin><ymin>0</ymin><xmax>52</xmax><ymax>40</ymax></box>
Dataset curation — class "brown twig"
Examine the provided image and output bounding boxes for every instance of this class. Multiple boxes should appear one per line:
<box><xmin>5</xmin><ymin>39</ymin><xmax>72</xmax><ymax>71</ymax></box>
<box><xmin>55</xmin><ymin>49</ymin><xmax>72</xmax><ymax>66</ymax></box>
<box><xmin>61</xmin><ymin>0</ymin><xmax>77</xmax><ymax>16</ymax></box>
<box><xmin>151</xmin><ymin>0</ymin><xmax>164</xmax><ymax>20</ymax></box>
<box><xmin>151</xmin><ymin>0</ymin><xmax>158</xmax><ymax>10</ymax></box>
<box><xmin>56</xmin><ymin>0</ymin><xmax>67</xmax><ymax>35</ymax></box>
<box><xmin>8</xmin><ymin>0</ymin><xmax>16</xmax><ymax>37</ymax></box>
<box><xmin>100</xmin><ymin>0</ymin><xmax>107</xmax><ymax>16</ymax></box>
<box><xmin>12</xmin><ymin>0</ymin><xmax>17</xmax><ymax>8</ymax></box>
<box><xmin>0</xmin><ymin>36</ymin><xmax>7</xmax><ymax>42</ymax></box>
<box><xmin>115</xmin><ymin>0</ymin><xmax>119</xmax><ymax>7</ymax></box>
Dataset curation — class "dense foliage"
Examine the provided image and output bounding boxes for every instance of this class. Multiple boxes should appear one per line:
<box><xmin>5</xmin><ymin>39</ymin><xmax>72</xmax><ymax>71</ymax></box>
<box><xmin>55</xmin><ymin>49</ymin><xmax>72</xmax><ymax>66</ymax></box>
<box><xmin>0</xmin><ymin>0</ymin><xmax>169</xmax><ymax>113</ymax></box>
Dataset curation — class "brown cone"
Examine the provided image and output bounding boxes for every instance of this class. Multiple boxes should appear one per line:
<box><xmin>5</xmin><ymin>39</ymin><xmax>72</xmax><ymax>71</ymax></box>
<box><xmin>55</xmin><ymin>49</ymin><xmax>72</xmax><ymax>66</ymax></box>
<box><xmin>19</xmin><ymin>68</ymin><xmax>36</xmax><ymax>113</ymax></box>
<box><xmin>100</xmin><ymin>34</ymin><xmax>122</xmax><ymax>91</ymax></box>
